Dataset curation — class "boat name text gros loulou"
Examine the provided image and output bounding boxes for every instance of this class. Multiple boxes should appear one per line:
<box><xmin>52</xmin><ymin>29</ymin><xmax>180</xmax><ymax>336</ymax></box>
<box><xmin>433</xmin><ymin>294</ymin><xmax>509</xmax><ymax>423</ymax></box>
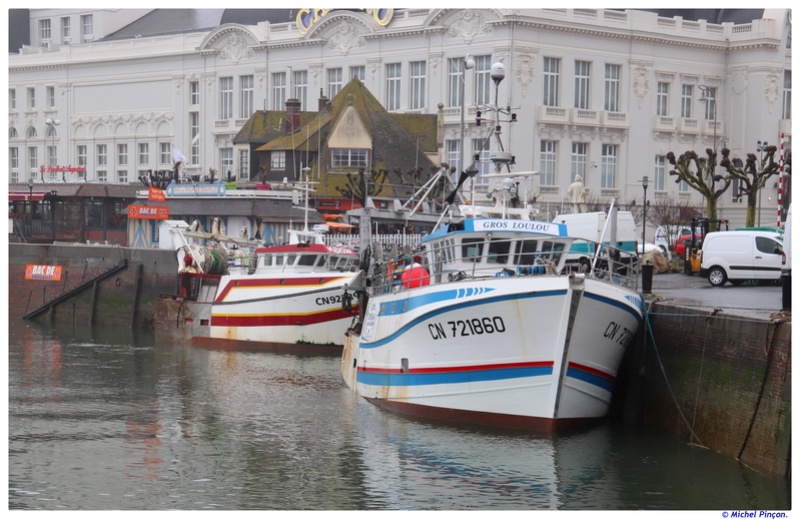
<box><xmin>473</xmin><ymin>220</ymin><xmax>560</xmax><ymax>234</ymax></box>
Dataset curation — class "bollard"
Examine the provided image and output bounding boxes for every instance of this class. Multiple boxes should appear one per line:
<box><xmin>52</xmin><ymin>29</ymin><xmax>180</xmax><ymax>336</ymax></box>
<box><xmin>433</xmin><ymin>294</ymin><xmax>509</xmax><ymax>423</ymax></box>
<box><xmin>781</xmin><ymin>272</ymin><xmax>791</xmax><ymax>311</ymax></box>
<box><xmin>642</xmin><ymin>262</ymin><xmax>654</xmax><ymax>294</ymax></box>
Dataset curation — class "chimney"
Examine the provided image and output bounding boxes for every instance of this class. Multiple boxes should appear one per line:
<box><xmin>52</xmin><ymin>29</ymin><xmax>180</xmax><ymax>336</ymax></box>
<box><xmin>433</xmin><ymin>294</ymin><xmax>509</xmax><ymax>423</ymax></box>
<box><xmin>285</xmin><ymin>98</ymin><xmax>301</xmax><ymax>133</ymax></box>
<box><xmin>318</xmin><ymin>88</ymin><xmax>329</xmax><ymax>112</ymax></box>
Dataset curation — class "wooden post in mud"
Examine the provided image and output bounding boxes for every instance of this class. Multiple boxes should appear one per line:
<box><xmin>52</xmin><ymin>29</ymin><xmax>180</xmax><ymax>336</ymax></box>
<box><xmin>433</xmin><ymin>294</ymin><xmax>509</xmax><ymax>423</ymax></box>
<box><xmin>130</xmin><ymin>264</ymin><xmax>143</xmax><ymax>328</ymax></box>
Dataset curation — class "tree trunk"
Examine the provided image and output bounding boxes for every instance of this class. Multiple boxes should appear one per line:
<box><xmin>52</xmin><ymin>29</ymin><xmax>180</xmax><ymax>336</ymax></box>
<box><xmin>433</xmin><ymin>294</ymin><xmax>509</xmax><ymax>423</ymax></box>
<box><xmin>706</xmin><ymin>197</ymin><xmax>718</xmax><ymax>230</ymax></box>
<box><xmin>746</xmin><ymin>195</ymin><xmax>757</xmax><ymax>227</ymax></box>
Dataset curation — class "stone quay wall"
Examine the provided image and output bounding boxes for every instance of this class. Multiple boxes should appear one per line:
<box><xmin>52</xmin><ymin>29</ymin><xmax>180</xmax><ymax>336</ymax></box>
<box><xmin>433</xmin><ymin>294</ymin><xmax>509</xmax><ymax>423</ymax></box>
<box><xmin>8</xmin><ymin>243</ymin><xmax>178</xmax><ymax>329</ymax></box>
<box><xmin>615</xmin><ymin>303</ymin><xmax>791</xmax><ymax>478</ymax></box>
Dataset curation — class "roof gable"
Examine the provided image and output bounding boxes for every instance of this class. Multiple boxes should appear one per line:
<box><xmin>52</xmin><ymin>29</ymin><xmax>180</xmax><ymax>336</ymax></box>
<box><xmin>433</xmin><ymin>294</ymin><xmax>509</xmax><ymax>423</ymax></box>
<box><xmin>328</xmin><ymin>106</ymin><xmax>371</xmax><ymax>148</ymax></box>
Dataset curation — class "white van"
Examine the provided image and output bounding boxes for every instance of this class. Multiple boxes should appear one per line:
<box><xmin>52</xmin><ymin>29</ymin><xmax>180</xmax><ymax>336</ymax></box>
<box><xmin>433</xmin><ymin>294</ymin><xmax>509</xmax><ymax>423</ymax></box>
<box><xmin>554</xmin><ymin>210</ymin><xmax>637</xmax><ymax>271</ymax></box>
<box><xmin>699</xmin><ymin>230</ymin><xmax>784</xmax><ymax>286</ymax></box>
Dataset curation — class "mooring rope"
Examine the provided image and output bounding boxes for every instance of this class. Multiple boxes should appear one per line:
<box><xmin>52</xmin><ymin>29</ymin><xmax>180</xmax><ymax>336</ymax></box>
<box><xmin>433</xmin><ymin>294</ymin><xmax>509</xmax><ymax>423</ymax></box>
<box><xmin>689</xmin><ymin>316</ymin><xmax>711</xmax><ymax>448</ymax></box>
<box><xmin>736</xmin><ymin>320</ymin><xmax>782</xmax><ymax>461</ymax></box>
<box><xmin>640</xmin><ymin>296</ymin><xmax>707</xmax><ymax>448</ymax></box>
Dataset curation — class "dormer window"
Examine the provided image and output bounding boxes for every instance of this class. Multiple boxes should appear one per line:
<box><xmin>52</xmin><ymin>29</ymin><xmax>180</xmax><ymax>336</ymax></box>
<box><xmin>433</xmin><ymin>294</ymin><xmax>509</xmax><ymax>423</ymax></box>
<box><xmin>331</xmin><ymin>149</ymin><xmax>368</xmax><ymax>168</ymax></box>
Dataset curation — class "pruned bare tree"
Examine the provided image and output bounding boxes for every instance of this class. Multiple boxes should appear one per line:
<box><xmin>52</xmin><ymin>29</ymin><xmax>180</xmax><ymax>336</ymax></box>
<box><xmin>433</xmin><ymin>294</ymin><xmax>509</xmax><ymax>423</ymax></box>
<box><xmin>667</xmin><ymin>148</ymin><xmax>731</xmax><ymax>230</ymax></box>
<box><xmin>720</xmin><ymin>146</ymin><xmax>781</xmax><ymax>227</ymax></box>
<box><xmin>335</xmin><ymin>168</ymin><xmax>391</xmax><ymax>208</ymax></box>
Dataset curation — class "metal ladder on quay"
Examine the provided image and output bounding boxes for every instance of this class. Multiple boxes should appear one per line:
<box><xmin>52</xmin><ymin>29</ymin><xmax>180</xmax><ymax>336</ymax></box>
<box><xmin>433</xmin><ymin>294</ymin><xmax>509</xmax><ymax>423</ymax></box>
<box><xmin>22</xmin><ymin>259</ymin><xmax>128</xmax><ymax>321</ymax></box>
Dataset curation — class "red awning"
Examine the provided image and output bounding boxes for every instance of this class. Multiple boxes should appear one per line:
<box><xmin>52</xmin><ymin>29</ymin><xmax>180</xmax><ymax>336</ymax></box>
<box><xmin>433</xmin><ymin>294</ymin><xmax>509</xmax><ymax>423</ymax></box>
<box><xmin>326</xmin><ymin>222</ymin><xmax>355</xmax><ymax>230</ymax></box>
<box><xmin>8</xmin><ymin>192</ymin><xmax>47</xmax><ymax>201</ymax></box>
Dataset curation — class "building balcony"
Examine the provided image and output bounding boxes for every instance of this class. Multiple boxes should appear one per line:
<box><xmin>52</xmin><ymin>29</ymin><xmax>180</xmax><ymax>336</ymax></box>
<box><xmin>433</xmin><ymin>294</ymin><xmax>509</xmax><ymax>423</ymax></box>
<box><xmin>538</xmin><ymin>185</ymin><xmax>562</xmax><ymax>202</ymax></box>
<box><xmin>678</xmin><ymin>118</ymin><xmax>700</xmax><ymax>134</ymax></box>
<box><xmin>653</xmin><ymin>115</ymin><xmax>676</xmax><ymax>133</ymax></box>
<box><xmin>571</xmin><ymin>108</ymin><xmax>600</xmax><ymax>126</ymax></box>
<box><xmin>602</xmin><ymin>111</ymin><xmax>629</xmax><ymax>129</ymax></box>
<box><xmin>703</xmin><ymin>119</ymin><xmax>723</xmax><ymax>135</ymax></box>
<box><xmin>600</xmin><ymin>188</ymin><xmax>620</xmax><ymax>200</ymax></box>
<box><xmin>537</xmin><ymin>105</ymin><xmax>569</xmax><ymax>125</ymax></box>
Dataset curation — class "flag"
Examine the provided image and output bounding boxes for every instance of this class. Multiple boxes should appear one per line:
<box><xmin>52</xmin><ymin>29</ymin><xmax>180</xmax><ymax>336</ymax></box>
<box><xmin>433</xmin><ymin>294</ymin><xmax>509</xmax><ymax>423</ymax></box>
<box><xmin>148</xmin><ymin>186</ymin><xmax>166</xmax><ymax>202</ymax></box>
<box><xmin>173</xmin><ymin>147</ymin><xmax>187</xmax><ymax>163</ymax></box>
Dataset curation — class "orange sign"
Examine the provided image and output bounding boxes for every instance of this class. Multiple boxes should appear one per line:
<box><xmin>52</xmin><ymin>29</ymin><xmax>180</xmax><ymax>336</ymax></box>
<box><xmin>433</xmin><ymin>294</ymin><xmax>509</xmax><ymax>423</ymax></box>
<box><xmin>148</xmin><ymin>186</ymin><xmax>166</xmax><ymax>202</ymax></box>
<box><xmin>25</xmin><ymin>264</ymin><xmax>63</xmax><ymax>281</ymax></box>
<box><xmin>128</xmin><ymin>205</ymin><xmax>169</xmax><ymax>220</ymax></box>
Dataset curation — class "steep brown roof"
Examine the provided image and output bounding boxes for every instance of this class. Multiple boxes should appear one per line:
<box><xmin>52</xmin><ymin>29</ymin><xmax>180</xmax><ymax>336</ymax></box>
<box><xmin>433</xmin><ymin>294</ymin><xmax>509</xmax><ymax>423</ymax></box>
<box><xmin>246</xmin><ymin>79</ymin><xmax>439</xmax><ymax>199</ymax></box>
<box><xmin>256</xmin><ymin>112</ymin><xmax>333</xmax><ymax>152</ymax></box>
<box><xmin>233</xmin><ymin>110</ymin><xmax>325</xmax><ymax>145</ymax></box>
<box><xmin>326</xmin><ymin>79</ymin><xmax>438</xmax><ymax>172</ymax></box>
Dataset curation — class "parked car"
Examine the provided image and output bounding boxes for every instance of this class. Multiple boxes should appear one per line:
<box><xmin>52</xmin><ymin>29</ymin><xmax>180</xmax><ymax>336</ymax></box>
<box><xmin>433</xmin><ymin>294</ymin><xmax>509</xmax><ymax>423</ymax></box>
<box><xmin>673</xmin><ymin>234</ymin><xmax>703</xmax><ymax>259</ymax></box>
<box><xmin>699</xmin><ymin>230</ymin><xmax>784</xmax><ymax>286</ymax></box>
<box><xmin>637</xmin><ymin>242</ymin><xmax>661</xmax><ymax>255</ymax></box>
<box><xmin>655</xmin><ymin>225</ymin><xmax>692</xmax><ymax>255</ymax></box>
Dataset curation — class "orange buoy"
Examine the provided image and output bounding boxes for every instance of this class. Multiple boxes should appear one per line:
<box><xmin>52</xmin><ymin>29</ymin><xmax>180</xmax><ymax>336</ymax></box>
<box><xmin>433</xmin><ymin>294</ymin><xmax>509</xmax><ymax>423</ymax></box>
<box><xmin>401</xmin><ymin>264</ymin><xmax>430</xmax><ymax>288</ymax></box>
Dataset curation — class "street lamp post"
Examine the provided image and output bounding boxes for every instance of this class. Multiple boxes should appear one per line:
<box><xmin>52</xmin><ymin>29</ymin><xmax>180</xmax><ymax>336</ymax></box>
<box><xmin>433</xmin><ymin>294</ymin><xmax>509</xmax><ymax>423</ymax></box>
<box><xmin>459</xmin><ymin>54</ymin><xmax>475</xmax><ymax>198</ymax></box>
<box><xmin>757</xmin><ymin>140</ymin><xmax>768</xmax><ymax>226</ymax></box>
<box><xmin>45</xmin><ymin>117</ymin><xmax>61</xmax><ymax>181</ymax></box>
<box><xmin>641</xmin><ymin>175</ymin><xmax>651</xmax><ymax>293</ymax></box>
<box><xmin>642</xmin><ymin>175</ymin><xmax>649</xmax><ymax>249</ymax></box>
<box><xmin>27</xmin><ymin>177</ymin><xmax>34</xmax><ymax>240</ymax></box>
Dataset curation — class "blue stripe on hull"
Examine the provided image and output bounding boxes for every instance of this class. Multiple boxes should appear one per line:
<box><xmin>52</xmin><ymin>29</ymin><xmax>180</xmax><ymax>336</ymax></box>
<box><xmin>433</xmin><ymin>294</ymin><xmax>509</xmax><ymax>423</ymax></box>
<box><xmin>379</xmin><ymin>286</ymin><xmax>495</xmax><ymax>316</ymax></box>
<box><xmin>565</xmin><ymin>366</ymin><xmax>615</xmax><ymax>392</ymax></box>
<box><xmin>584</xmin><ymin>291</ymin><xmax>642</xmax><ymax>321</ymax></box>
<box><xmin>356</xmin><ymin>365</ymin><xmax>553</xmax><ymax>387</ymax></box>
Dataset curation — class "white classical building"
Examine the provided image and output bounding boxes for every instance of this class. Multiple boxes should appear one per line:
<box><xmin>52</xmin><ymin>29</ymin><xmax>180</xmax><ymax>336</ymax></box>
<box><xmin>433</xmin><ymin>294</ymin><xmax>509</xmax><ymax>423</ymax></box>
<box><xmin>8</xmin><ymin>8</ymin><xmax>792</xmax><ymax>230</ymax></box>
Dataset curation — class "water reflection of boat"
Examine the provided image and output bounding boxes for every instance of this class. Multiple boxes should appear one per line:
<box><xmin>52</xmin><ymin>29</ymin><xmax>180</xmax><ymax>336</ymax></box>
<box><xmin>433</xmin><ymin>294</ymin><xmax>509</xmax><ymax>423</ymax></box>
<box><xmin>341</xmin><ymin>61</ymin><xmax>642</xmax><ymax>433</ymax></box>
<box><xmin>351</xmin><ymin>404</ymin><xmax>617</xmax><ymax>510</ymax></box>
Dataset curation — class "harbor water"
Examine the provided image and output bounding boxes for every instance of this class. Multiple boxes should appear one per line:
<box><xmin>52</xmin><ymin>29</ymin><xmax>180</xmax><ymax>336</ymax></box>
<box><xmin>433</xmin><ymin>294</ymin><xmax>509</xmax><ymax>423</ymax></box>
<box><xmin>7</xmin><ymin>319</ymin><xmax>790</xmax><ymax>511</ymax></box>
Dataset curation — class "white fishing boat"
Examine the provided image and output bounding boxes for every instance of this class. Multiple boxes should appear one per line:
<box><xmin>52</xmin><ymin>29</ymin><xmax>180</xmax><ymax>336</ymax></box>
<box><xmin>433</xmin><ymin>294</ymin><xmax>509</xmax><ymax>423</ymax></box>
<box><xmin>154</xmin><ymin>180</ymin><xmax>362</xmax><ymax>350</ymax></box>
<box><xmin>340</xmin><ymin>61</ymin><xmax>643</xmax><ymax>432</ymax></box>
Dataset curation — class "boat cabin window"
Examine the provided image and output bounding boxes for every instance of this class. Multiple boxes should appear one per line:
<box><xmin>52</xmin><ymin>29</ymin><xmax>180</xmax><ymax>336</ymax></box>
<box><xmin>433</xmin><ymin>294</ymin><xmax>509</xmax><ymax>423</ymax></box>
<box><xmin>541</xmin><ymin>240</ymin><xmax>566</xmax><ymax>263</ymax></box>
<box><xmin>263</xmin><ymin>254</ymin><xmax>285</xmax><ymax>267</ymax></box>
<box><xmin>514</xmin><ymin>240</ymin><xmax>539</xmax><ymax>265</ymax></box>
<box><xmin>462</xmin><ymin>238</ymin><xmax>484</xmax><ymax>262</ymax></box>
<box><xmin>487</xmin><ymin>238</ymin><xmax>511</xmax><ymax>264</ymax></box>
<box><xmin>330</xmin><ymin>256</ymin><xmax>353</xmax><ymax>270</ymax></box>
<box><xmin>429</xmin><ymin>238</ymin><xmax>459</xmax><ymax>273</ymax></box>
<box><xmin>297</xmin><ymin>254</ymin><xmax>319</xmax><ymax>267</ymax></box>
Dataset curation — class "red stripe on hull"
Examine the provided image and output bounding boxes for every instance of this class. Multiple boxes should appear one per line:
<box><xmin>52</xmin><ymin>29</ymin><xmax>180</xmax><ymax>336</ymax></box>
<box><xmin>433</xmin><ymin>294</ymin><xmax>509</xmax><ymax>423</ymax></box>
<box><xmin>214</xmin><ymin>276</ymin><xmax>351</xmax><ymax>302</ymax></box>
<box><xmin>211</xmin><ymin>307</ymin><xmax>357</xmax><ymax>327</ymax></box>
<box><xmin>366</xmin><ymin>397</ymin><xmax>602</xmax><ymax>434</ymax></box>
<box><xmin>568</xmin><ymin>361</ymin><xmax>616</xmax><ymax>382</ymax></box>
<box><xmin>358</xmin><ymin>360</ymin><xmax>554</xmax><ymax>375</ymax></box>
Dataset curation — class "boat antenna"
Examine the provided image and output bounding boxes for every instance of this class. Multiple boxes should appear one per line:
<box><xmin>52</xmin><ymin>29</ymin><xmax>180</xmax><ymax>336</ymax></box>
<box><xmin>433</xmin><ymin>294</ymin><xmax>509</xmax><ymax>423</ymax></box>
<box><xmin>302</xmin><ymin>165</ymin><xmax>311</xmax><ymax>232</ymax></box>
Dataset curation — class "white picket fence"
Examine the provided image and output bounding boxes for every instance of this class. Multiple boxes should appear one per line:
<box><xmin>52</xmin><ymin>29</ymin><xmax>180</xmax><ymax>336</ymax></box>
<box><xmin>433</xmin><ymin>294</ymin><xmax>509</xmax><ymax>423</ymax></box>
<box><xmin>323</xmin><ymin>233</ymin><xmax>423</xmax><ymax>253</ymax></box>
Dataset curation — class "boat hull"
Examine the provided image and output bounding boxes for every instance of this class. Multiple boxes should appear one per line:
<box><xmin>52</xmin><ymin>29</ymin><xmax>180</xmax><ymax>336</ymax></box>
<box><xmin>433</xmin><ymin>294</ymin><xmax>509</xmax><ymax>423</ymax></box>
<box><xmin>341</xmin><ymin>275</ymin><xmax>642</xmax><ymax>432</ymax></box>
<box><xmin>155</xmin><ymin>272</ymin><xmax>359</xmax><ymax>348</ymax></box>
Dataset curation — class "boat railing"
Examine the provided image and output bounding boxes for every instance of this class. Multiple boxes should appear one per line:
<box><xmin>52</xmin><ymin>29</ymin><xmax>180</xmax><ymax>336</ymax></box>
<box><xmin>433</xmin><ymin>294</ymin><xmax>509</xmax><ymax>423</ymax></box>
<box><xmin>368</xmin><ymin>236</ymin><xmax>640</xmax><ymax>294</ymax></box>
<box><xmin>323</xmin><ymin>233</ymin><xmax>423</xmax><ymax>253</ymax></box>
